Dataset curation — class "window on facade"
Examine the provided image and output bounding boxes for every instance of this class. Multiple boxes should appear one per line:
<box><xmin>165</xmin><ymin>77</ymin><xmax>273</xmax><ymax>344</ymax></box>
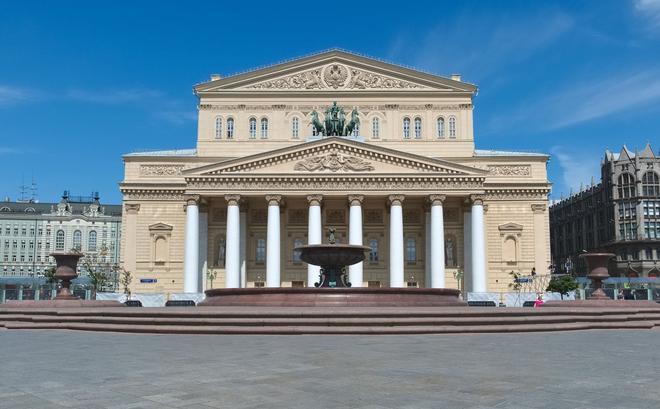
<box><xmin>226</xmin><ymin>118</ymin><xmax>235</xmax><ymax>139</ymax></box>
<box><xmin>619</xmin><ymin>201</ymin><xmax>637</xmax><ymax>220</ymax></box>
<box><xmin>371</xmin><ymin>117</ymin><xmax>380</xmax><ymax>139</ymax></box>
<box><xmin>405</xmin><ymin>238</ymin><xmax>417</xmax><ymax>262</ymax></box>
<box><xmin>618</xmin><ymin>173</ymin><xmax>636</xmax><ymax>198</ymax></box>
<box><xmin>642</xmin><ymin>172</ymin><xmax>660</xmax><ymax>197</ymax></box>
<box><xmin>72</xmin><ymin>230</ymin><xmax>82</xmax><ymax>250</ymax></box>
<box><xmin>55</xmin><ymin>230</ymin><xmax>65</xmax><ymax>251</ymax></box>
<box><xmin>260</xmin><ymin>118</ymin><xmax>268</xmax><ymax>139</ymax></box>
<box><xmin>414</xmin><ymin>117</ymin><xmax>422</xmax><ymax>139</ymax></box>
<box><xmin>292</xmin><ymin>238</ymin><xmax>304</xmax><ymax>262</ymax></box>
<box><xmin>214</xmin><ymin>116</ymin><xmax>222</xmax><ymax>139</ymax></box>
<box><xmin>619</xmin><ymin>222</ymin><xmax>637</xmax><ymax>241</ymax></box>
<box><xmin>88</xmin><ymin>231</ymin><xmax>97</xmax><ymax>251</ymax></box>
<box><xmin>216</xmin><ymin>237</ymin><xmax>226</xmax><ymax>267</ymax></box>
<box><xmin>369</xmin><ymin>239</ymin><xmax>379</xmax><ymax>262</ymax></box>
<box><xmin>644</xmin><ymin>221</ymin><xmax>660</xmax><ymax>239</ymax></box>
<box><xmin>437</xmin><ymin>117</ymin><xmax>445</xmax><ymax>138</ymax></box>
<box><xmin>449</xmin><ymin>116</ymin><xmax>457</xmax><ymax>138</ymax></box>
<box><xmin>256</xmin><ymin>238</ymin><xmax>266</xmax><ymax>262</ymax></box>
<box><xmin>352</xmin><ymin>121</ymin><xmax>360</xmax><ymax>136</ymax></box>
<box><xmin>403</xmin><ymin>117</ymin><xmax>411</xmax><ymax>139</ymax></box>
<box><xmin>291</xmin><ymin>117</ymin><xmax>299</xmax><ymax>139</ymax></box>
<box><xmin>643</xmin><ymin>200</ymin><xmax>660</xmax><ymax>217</ymax></box>
<box><xmin>249</xmin><ymin>117</ymin><xmax>257</xmax><ymax>139</ymax></box>
<box><xmin>20</xmin><ymin>240</ymin><xmax>25</xmax><ymax>250</ymax></box>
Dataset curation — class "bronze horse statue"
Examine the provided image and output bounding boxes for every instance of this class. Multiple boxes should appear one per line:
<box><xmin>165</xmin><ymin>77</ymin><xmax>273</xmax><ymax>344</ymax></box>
<box><xmin>310</xmin><ymin>110</ymin><xmax>325</xmax><ymax>136</ymax></box>
<box><xmin>344</xmin><ymin>108</ymin><xmax>360</xmax><ymax>136</ymax></box>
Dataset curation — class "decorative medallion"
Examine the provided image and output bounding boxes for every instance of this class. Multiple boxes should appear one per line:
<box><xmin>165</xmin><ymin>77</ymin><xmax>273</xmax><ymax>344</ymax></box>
<box><xmin>293</xmin><ymin>153</ymin><xmax>375</xmax><ymax>172</ymax></box>
<box><xmin>323</xmin><ymin>64</ymin><xmax>349</xmax><ymax>89</ymax></box>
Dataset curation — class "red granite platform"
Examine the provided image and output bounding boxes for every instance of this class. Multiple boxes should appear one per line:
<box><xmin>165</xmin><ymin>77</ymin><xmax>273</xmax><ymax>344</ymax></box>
<box><xmin>3</xmin><ymin>299</ymin><xmax>125</xmax><ymax>308</ymax></box>
<box><xmin>199</xmin><ymin>287</ymin><xmax>466</xmax><ymax>307</ymax></box>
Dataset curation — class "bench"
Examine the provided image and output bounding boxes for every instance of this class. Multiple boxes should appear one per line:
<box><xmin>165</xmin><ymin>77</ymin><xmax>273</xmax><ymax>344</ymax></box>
<box><xmin>467</xmin><ymin>300</ymin><xmax>496</xmax><ymax>307</ymax></box>
<box><xmin>522</xmin><ymin>301</ymin><xmax>536</xmax><ymax>307</ymax></box>
<box><xmin>165</xmin><ymin>300</ymin><xmax>196</xmax><ymax>307</ymax></box>
<box><xmin>124</xmin><ymin>300</ymin><xmax>143</xmax><ymax>307</ymax></box>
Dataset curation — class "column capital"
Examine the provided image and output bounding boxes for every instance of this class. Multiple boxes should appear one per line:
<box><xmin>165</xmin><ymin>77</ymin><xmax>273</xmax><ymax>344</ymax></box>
<box><xmin>348</xmin><ymin>195</ymin><xmax>364</xmax><ymax>206</ymax></box>
<box><xmin>428</xmin><ymin>194</ymin><xmax>446</xmax><ymax>206</ymax></box>
<box><xmin>225</xmin><ymin>194</ymin><xmax>241</xmax><ymax>206</ymax></box>
<box><xmin>306</xmin><ymin>194</ymin><xmax>323</xmax><ymax>206</ymax></box>
<box><xmin>388</xmin><ymin>194</ymin><xmax>405</xmax><ymax>206</ymax></box>
<box><xmin>470</xmin><ymin>194</ymin><xmax>486</xmax><ymax>206</ymax></box>
<box><xmin>265</xmin><ymin>195</ymin><xmax>283</xmax><ymax>206</ymax></box>
<box><xmin>184</xmin><ymin>195</ymin><xmax>201</xmax><ymax>207</ymax></box>
<box><xmin>124</xmin><ymin>203</ymin><xmax>140</xmax><ymax>214</ymax></box>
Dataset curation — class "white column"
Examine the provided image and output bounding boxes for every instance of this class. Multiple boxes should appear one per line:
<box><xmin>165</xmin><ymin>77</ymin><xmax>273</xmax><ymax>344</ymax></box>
<box><xmin>463</xmin><ymin>208</ymin><xmax>472</xmax><ymax>292</ymax></box>
<box><xmin>307</xmin><ymin>195</ymin><xmax>323</xmax><ymax>287</ymax></box>
<box><xmin>424</xmin><ymin>209</ymin><xmax>431</xmax><ymax>288</ymax></box>
<box><xmin>183</xmin><ymin>196</ymin><xmax>200</xmax><ymax>293</ymax></box>
<box><xmin>239</xmin><ymin>209</ymin><xmax>247</xmax><ymax>288</ymax></box>
<box><xmin>388</xmin><ymin>195</ymin><xmax>405</xmax><ymax>288</ymax></box>
<box><xmin>429</xmin><ymin>195</ymin><xmax>446</xmax><ymax>288</ymax></box>
<box><xmin>348</xmin><ymin>195</ymin><xmax>364</xmax><ymax>287</ymax></box>
<box><xmin>266</xmin><ymin>195</ymin><xmax>282</xmax><ymax>288</ymax></box>
<box><xmin>199</xmin><ymin>209</ymin><xmax>208</xmax><ymax>292</ymax></box>
<box><xmin>471</xmin><ymin>195</ymin><xmax>487</xmax><ymax>293</ymax></box>
<box><xmin>224</xmin><ymin>195</ymin><xmax>241</xmax><ymax>289</ymax></box>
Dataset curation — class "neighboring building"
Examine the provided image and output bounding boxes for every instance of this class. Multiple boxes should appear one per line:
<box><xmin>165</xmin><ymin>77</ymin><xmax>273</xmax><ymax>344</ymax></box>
<box><xmin>550</xmin><ymin>144</ymin><xmax>660</xmax><ymax>277</ymax></box>
<box><xmin>0</xmin><ymin>192</ymin><xmax>122</xmax><ymax>279</ymax></box>
<box><xmin>120</xmin><ymin>49</ymin><xmax>551</xmax><ymax>294</ymax></box>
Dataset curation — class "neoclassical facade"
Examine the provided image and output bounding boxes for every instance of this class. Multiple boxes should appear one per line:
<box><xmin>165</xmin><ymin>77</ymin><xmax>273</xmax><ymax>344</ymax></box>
<box><xmin>120</xmin><ymin>50</ymin><xmax>551</xmax><ymax>294</ymax></box>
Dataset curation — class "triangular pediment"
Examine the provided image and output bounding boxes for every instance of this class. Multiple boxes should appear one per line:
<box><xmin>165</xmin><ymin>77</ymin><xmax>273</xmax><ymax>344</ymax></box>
<box><xmin>195</xmin><ymin>50</ymin><xmax>476</xmax><ymax>94</ymax></box>
<box><xmin>184</xmin><ymin>137</ymin><xmax>487</xmax><ymax>177</ymax></box>
<box><xmin>148</xmin><ymin>223</ymin><xmax>173</xmax><ymax>232</ymax></box>
<box><xmin>498</xmin><ymin>222</ymin><xmax>524</xmax><ymax>231</ymax></box>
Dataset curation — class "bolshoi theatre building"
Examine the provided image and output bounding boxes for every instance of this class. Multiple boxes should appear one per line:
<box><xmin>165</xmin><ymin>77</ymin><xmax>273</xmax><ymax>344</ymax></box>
<box><xmin>120</xmin><ymin>50</ymin><xmax>551</xmax><ymax>295</ymax></box>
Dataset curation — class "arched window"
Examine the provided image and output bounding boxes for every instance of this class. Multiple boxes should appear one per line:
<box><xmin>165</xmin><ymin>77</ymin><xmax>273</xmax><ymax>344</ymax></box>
<box><xmin>292</xmin><ymin>238</ymin><xmax>304</xmax><ymax>262</ymax></box>
<box><xmin>437</xmin><ymin>117</ymin><xmax>445</xmax><ymax>138</ymax></box>
<box><xmin>352</xmin><ymin>121</ymin><xmax>360</xmax><ymax>136</ymax></box>
<box><xmin>154</xmin><ymin>236</ymin><xmax>167</xmax><ymax>262</ymax></box>
<box><xmin>291</xmin><ymin>117</ymin><xmax>299</xmax><ymax>139</ymax></box>
<box><xmin>405</xmin><ymin>238</ymin><xmax>417</xmax><ymax>262</ymax></box>
<box><xmin>226</xmin><ymin>118</ymin><xmax>234</xmax><ymax>139</ymax></box>
<box><xmin>88</xmin><ymin>231</ymin><xmax>97</xmax><ymax>251</ymax></box>
<box><xmin>214</xmin><ymin>116</ymin><xmax>222</xmax><ymax>139</ymax></box>
<box><xmin>414</xmin><ymin>117</ymin><xmax>422</xmax><ymax>139</ymax></box>
<box><xmin>216</xmin><ymin>237</ymin><xmax>226</xmax><ymax>267</ymax></box>
<box><xmin>449</xmin><ymin>116</ymin><xmax>457</xmax><ymax>138</ymax></box>
<box><xmin>72</xmin><ymin>230</ymin><xmax>82</xmax><ymax>251</ymax></box>
<box><xmin>503</xmin><ymin>236</ymin><xmax>517</xmax><ymax>262</ymax></box>
<box><xmin>642</xmin><ymin>172</ymin><xmax>660</xmax><ymax>197</ymax></box>
<box><xmin>369</xmin><ymin>239</ymin><xmax>379</xmax><ymax>262</ymax></box>
<box><xmin>371</xmin><ymin>117</ymin><xmax>380</xmax><ymax>139</ymax></box>
<box><xmin>55</xmin><ymin>230</ymin><xmax>65</xmax><ymax>251</ymax></box>
<box><xmin>260</xmin><ymin>118</ymin><xmax>268</xmax><ymax>139</ymax></box>
<box><xmin>403</xmin><ymin>117</ymin><xmax>411</xmax><ymax>139</ymax></box>
<box><xmin>248</xmin><ymin>117</ymin><xmax>257</xmax><ymax>139</ymax></box>
<box><xmin>618</xmin><ymin>173</ymin><xmax>636</xmax><ymax>198</ymax></box>
<box><xmin>255</xmin><ymin>238</ymin><xmax>266</xmax><ymax>262</ymax></box>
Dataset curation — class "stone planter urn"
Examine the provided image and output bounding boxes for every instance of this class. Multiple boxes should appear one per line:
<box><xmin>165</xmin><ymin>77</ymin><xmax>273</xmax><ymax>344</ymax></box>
<box><xmin>51</xmin><ymin>252</ymin><xmax>83</xmax><ymax>300</ymax></box>
<box><xmin>580</xmin><ymin>252</ymin><xmax>615</xmax><ymax>300</ymax></box>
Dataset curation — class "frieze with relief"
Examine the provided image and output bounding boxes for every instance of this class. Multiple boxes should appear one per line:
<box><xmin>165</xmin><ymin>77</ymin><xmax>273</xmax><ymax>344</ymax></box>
<box><xmin>487</xmin><ymin>165</ymin><xmax>531</xmax><ymax>176</ymax></box>
<box><xmin>244</xmin><ymin>64</ymin><xmax>430</xmax><ymax>90</ymax></box>
<box><xmin>139</xmin><ymin>165</ymin><xmax>187</xmax><ymax>176</ymax></box>
<box><xmin>294</xmin><ymin>153</ymin><xmax>375</xmax><ymax>172</ymax></box>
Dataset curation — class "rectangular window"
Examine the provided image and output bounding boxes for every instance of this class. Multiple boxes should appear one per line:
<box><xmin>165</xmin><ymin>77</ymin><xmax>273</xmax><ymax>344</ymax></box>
<box><xmin>255</xmin><ymin>238</ymin><xmax>266</xmax><ymax>262</ymax></box>
<box><xmin>405</xmin><ymin>238</ymin><xmax>417</xmax><ymax>262</ymax></box>
<box><xmin>369</xmin><ymin>239</ymin><xmax>379</xmax><ymax>262</ymax></box>
<box><xmin>21</xmin><ymin>227</ymin><xmax>26</xmax><ymax>235</ymax></box>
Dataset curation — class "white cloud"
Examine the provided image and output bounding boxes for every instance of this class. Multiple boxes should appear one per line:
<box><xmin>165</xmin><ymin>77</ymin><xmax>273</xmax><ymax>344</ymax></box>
<box><xmin>634</xmin><ymin>0</ymin><xmax>660</xmax><ymax>28</ymax></box>
<box><xmin>550</xmin><ymin>146</ymin><xmax>601</xmax><ymax>196</ymax></box>
<box><xmin>501</xmin><ymin>68</ymin><xmax>660</xmax><ymax>132</ymax></box>
<box><xmin>0</xmin><ymin>85</ymin><xmax>30</xmax><ymax>106</ymax></box>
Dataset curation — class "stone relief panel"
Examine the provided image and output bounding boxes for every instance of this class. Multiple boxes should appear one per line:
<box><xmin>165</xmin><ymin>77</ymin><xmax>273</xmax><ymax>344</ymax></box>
<box><xmin>287</xmin><ymin>209</ymin><xmax>307</xmax><ymax>225</ymax></box>
<box><xmin>244</xmin><ymin>64</ymin><xmax>430</xmax><ymax>91</ymax></box>
<box><xmin>326</xmin><ymin>209</ymin><xmax>346</xmax><ymax>225</ymax></box>
<box><xmin>486</xmin><ymin>165</ymin><xmax>531</xmax><ymax>176</ymax></box>
<box><xmin>293</xmin><ymin>153</ymin><xmax>375</xmax><ymax>172</ymax></box>
<box><xmin>364</xmin><ymin>209</ymin><xmax>383</xmax><ymax>225</ymax></box>
<box><xmin>139</xmin><ymin>165</ymin><xmax>187</xmax><ymax>177</ymax></box>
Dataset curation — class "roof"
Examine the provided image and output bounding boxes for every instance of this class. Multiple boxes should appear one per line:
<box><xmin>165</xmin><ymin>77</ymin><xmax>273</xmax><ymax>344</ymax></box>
<box><xmin>124</xmin><ymin>148</ymin><xmax>197</xmax><ymax>157</ymax></box>
<box><xmin>474</xmin><ymin>149</ymin><xmax>549</xmax><ymax>158</ymax></box>
<box><xmin>0</xmin><ymin>201</ymin><xmax>122</xmax><ymax>217</ymax></box>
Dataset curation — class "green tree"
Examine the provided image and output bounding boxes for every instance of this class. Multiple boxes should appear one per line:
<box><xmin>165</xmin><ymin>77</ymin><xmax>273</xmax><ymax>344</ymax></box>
<box><xmin>119</xmin><ymin>268</ymin><xmax>133</xmax><ymax>300</ymax></box>
<box><xmin>546</xmin><ymin>275</ymin><xmax>579</xmax><ymax>300</ymax></box>
<box><xmin>508</xmin><ymin>271</ymin><xmax>523</xmax><ymax>292</ymax></box>
<box><xmin>43</xmin><ymin>267</ymin><xmax>58</xmax><ymax>285</ymax></box>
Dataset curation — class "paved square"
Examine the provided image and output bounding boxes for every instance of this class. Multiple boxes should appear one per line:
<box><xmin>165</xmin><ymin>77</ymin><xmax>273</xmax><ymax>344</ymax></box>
<box><xmin>1</xmin><ymin>329</ymin><xmax>659</xmax><ymax>408</ymax></box>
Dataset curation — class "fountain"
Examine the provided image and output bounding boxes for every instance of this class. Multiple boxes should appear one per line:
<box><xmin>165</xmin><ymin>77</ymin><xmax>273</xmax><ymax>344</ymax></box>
<box><xmin>200</xmin><ymin>228</ymin><xmax>465</xmax><ymax>307</ymax></box>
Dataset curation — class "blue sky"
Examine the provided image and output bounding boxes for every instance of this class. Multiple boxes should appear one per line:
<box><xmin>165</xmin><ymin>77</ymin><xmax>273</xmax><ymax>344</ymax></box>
<box><xmin>1</xmin><ymin>0</ymin><xmax>659</xmax><ymax>204</ymax></box>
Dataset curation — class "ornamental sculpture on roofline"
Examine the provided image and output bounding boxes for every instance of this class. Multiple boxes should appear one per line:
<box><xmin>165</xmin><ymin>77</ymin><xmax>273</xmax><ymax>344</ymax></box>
<box><xmin>310</xmin><ymin>102</ymin><xmax>360</xmax><ymax>137</ymax></box>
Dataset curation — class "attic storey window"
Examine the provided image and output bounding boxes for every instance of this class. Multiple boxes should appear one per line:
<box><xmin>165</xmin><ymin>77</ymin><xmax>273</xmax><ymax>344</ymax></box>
<box><xmin>249</xmin><ymin>117</ymin><xmax>257</xmax><ymax>139</ymax></box>
<box><xmin>214</xmin><ymin>116</ymin><xmax>222</xmax><ymax>139</ymax></box>
<box><xmin>403</xmin><ymin>117</ymin><xmax>411</xmax><ymax>139</ymax></box>
<box><xmin>226</xmin><ymin>118</ymin><xmax>235</xmax><ymax>139</ymax></box>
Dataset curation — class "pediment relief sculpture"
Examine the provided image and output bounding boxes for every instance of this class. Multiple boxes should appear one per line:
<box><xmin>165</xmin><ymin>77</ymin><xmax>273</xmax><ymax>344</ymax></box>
<box><xmin>245</xmin><ymin>64</ymin><xmax>429</xmax><ymax>90</ymax></box>
<box><xmin>294</xmin><ymin>153</ymin><xmax>375</xmax><ymax>172</ymax></box>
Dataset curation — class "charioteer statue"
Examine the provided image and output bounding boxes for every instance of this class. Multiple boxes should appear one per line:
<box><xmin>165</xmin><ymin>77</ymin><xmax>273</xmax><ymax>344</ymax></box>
<box><xmin>310</xmin><ymin>102</ymin><xmax>360</xmax><ymax>137</ymax></box>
